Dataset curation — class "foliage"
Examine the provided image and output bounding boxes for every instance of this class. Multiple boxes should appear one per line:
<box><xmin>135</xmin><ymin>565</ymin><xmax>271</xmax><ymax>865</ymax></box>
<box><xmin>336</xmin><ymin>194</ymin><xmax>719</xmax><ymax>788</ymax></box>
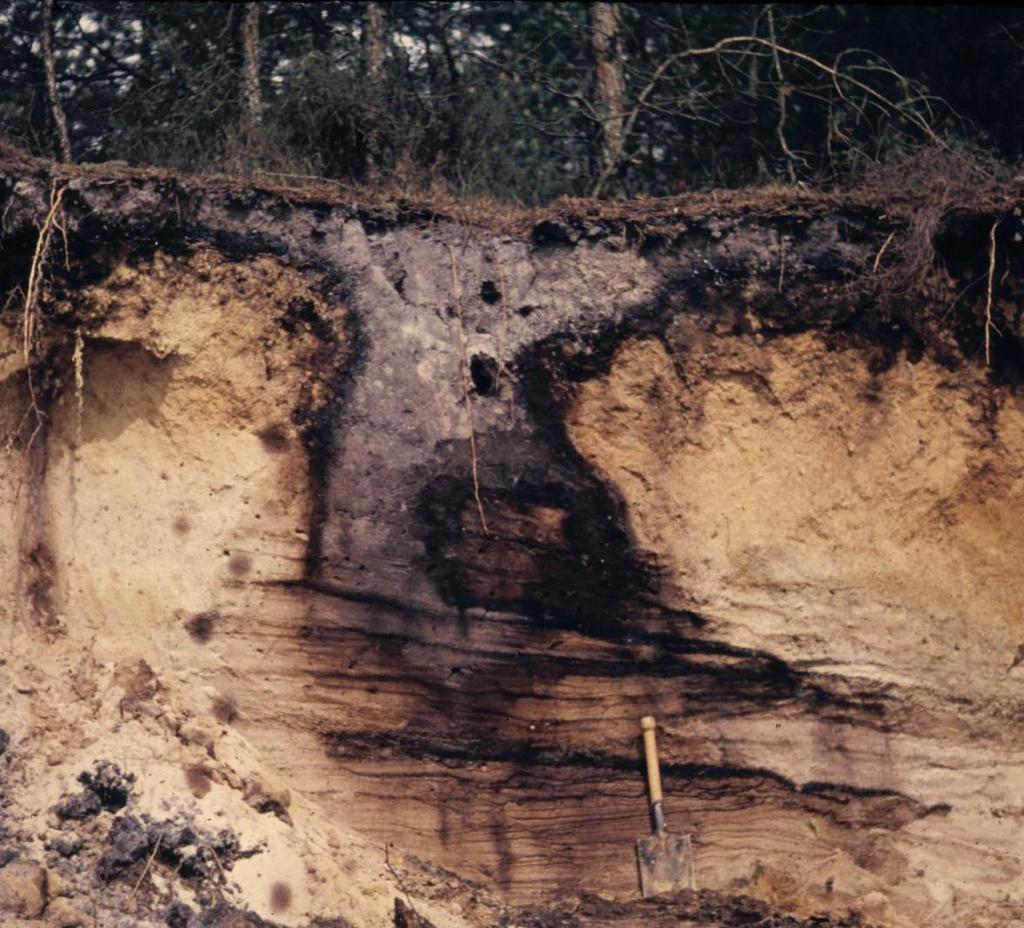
<box><xmin>1</xmin><ymin>2</ymin><xmax>1022</xmax><ymax>202</ymax></box>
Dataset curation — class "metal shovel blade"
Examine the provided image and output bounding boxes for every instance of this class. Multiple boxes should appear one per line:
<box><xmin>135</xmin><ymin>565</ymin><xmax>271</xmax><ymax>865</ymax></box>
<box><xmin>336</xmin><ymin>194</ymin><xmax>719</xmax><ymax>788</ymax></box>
<box><xmin>636</xmin><ymin>829</ymin><xmax>696</xmax><ymax>897</ymax></box>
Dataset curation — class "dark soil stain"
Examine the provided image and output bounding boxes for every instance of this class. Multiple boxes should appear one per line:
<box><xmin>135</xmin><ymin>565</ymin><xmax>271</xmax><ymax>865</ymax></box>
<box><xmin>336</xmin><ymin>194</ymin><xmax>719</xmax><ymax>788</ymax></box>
<box><xmin>186</xmin><ymin>610</ymin><xmax>218</xmax><ymax>643</ymax></box>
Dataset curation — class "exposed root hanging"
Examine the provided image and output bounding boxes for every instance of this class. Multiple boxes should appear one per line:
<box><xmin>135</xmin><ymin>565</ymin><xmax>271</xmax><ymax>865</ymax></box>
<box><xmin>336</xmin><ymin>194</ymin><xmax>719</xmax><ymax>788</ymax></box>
<box><xmin>984</xmin><ymin>219</ymin><xmax>999</xmax><ymax>367</ymax></box>
<box><xmin>23</xmin><ymin>181</ymin><xmax>68</xmax><ymax>356</ymax></box>
<box><xmin>777</xmin><ymin>232</ymin><xmax>787</xmax><ymax>292</ymax></box>
<box><xmin>21</xmin><ymin>180</ymin><xmax>68</xmax><ymax>448</ymax></box>
<box><xmin>872</xmin><ymin>230</ymin><xmax>896</xmax><ymax>274</ymax></box>
<box><xmin>492</xmin><ymin>249</ymin><xmax>516</xmax><ymax>426</ymax></box>
<box><xmin>446</xmin><ymin>242</ymin><xmax>489</xmax><ymax>535</ymax></box>
<box><xmin>73</xmin><ymin>326</ymin><xmax>85</xmax><ymax>447</ymax></box>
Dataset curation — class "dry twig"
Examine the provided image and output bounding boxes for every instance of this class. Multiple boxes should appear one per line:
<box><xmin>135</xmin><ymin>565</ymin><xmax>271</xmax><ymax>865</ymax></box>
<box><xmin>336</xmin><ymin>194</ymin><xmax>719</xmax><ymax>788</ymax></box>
<box><xmin>129</xmin><ymin>834</ymin><xmax>162</xmax><ymax>904</ymax></box>
<box><xmin>385</xmin><ymin>841</ymin><xmax>421</xmax><ymax>921</ymax></box>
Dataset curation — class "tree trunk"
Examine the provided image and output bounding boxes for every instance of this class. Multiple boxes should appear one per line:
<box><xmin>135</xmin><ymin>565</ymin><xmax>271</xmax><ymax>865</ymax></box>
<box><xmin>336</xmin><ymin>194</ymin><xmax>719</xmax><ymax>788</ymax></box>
<box><xmin>591</xmin><ymin>2</ymin><xmax>626</xmax><ymax>197</ymax></box>
<box><xmin>363</xmin><ymin>1</ymin><xmax>388</xmax><ymax>182</ymax></box>
<box><xmin>434</xmin><ymin>5</ymin><xmax>462</xmax><ymax>178</ymax></box>
<box><xmin>307</xmin><ymin>5</ymin><xmax>330</xmax><ymax>56</ymax></box>
<box><xmin>40</xmin><ymin>0</ymin><xmax>72</xmax><ymax>162</ymax></box>
<box><xmin>241</xmin><ymin>1</ymin><xmax>262</xmax><ymax>128</ymax></box>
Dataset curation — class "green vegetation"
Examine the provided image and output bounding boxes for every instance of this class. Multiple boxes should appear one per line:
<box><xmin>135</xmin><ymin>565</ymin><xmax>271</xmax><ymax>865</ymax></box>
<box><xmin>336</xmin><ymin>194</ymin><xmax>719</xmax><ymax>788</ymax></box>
<box><xmin>4</xmin><ymin>3</ymin><xmax>1023</xmax><ymax>202</ymax></box>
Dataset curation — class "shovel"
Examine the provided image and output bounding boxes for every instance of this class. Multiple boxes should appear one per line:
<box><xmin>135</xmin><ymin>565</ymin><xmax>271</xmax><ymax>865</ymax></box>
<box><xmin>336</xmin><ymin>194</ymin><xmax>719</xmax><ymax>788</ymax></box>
<box><xmin>636</xmin><ymin>715</ymin><xmax>696</xmax><ymax>896</ymax></box>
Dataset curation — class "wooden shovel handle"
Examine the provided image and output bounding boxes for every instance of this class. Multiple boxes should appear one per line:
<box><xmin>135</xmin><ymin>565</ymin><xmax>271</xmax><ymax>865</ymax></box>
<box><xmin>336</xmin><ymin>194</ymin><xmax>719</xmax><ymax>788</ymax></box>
<box><xmin>641</xmin><ymin>715</ymin><xmax>663</xmax><ymax>804</ymax></box>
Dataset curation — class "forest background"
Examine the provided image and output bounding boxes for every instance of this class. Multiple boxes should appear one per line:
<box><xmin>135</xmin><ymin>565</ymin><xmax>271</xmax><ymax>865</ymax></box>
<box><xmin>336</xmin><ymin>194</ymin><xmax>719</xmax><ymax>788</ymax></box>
<box><xmin>6</xmin><ymin>2</ymin><xmax>1024</xmax><ymax>203</ymax></box>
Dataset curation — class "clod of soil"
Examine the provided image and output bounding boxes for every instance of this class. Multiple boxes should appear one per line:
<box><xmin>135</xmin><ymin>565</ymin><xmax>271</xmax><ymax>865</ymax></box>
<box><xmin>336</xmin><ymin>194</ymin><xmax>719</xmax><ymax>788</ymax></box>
<box><xmin>97</xmin><ymin>815</ymin><xmax>151</xmax><ymax>881</ymax></box>
<box><xmin>78</xmin><ymin>760</ymin><xmax>135</xmax><ymax>811</ymax></box>
<box><xmin>53</xmin><ymin>789</ymin><xmax>102</xmax><ymax>821</ymax></box>
<box><xmin>46</xmin><ymin>833</ymin><xmax>83</xmax><ymax>858</ymax></box>
<box><xmin>55</xmin><ymin>760</ymin><xmax>135</xmax><ymax>820</ymax></box>
<box><xmin>0</xmin><ymin>858</ymin><xmax>48</xmax><ymax>919</ymax></box>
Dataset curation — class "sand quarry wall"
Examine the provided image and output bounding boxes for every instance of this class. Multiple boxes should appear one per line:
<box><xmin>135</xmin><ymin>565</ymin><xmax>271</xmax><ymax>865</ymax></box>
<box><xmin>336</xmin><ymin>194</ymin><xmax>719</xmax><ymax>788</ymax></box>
<box><xmin>1</xmin><ymin>166</ymin><xmax>1023</xmax><ymax>927</ymax></box>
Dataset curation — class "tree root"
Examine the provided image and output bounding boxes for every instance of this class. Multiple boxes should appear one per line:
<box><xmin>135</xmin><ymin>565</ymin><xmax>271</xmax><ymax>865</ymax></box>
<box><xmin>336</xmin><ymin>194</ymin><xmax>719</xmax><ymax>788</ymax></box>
<box><xmin>20</xmin><ymin>179</ymin><xmax>68</xmax><ymax>449</ymax></box>
<box><xmin>984</xmin><ymin>219</ymin><xmax>999</xmax><ymax>367</ymax></box>
<box><xmin>446</xmin><ymin>242</ymin><xmax>489</xmax><ymax>534</ymax></box>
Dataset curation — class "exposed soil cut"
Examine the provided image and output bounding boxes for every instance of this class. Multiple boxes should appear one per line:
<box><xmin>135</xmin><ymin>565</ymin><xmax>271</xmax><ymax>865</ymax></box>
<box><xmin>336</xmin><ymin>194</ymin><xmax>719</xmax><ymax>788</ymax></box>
<box><xmin>1</xmin><ymin>157</ymin><xmax>1023</xmax><ymax>927</ymax></box>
